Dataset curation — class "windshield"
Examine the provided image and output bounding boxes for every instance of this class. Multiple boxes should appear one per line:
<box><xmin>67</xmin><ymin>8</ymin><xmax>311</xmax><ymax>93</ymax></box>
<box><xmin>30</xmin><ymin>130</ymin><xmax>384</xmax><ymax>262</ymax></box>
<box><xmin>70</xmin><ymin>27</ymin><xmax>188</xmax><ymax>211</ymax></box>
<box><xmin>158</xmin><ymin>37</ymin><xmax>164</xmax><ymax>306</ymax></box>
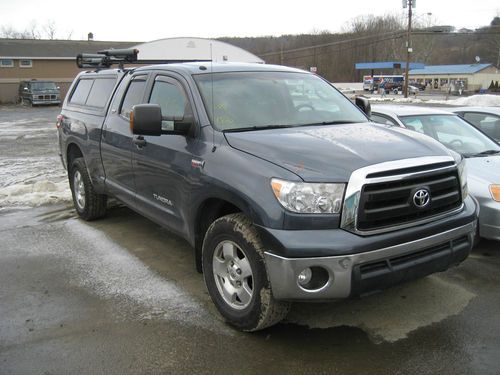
<box><xmin>194</xmin><ymin>72</ymin><xmax>368</xmax><ymax>131</ymax></box>
<box><xmin>31</xmin><ymin>82</ymin><xmax>57</xmax><ymax>90</ymax></box>
<box><xmin>399</xmin><ymin>114</ymin><xmax>500</xmax><ymax>157</ymax></box>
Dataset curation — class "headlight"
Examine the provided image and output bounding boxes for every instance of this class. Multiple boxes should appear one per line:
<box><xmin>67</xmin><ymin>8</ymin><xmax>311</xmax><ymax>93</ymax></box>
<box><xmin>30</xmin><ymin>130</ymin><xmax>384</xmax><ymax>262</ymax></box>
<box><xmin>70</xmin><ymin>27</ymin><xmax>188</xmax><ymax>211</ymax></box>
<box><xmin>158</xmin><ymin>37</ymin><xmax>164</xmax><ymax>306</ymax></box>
<box><xmin>457</xmin><ymin>158</ymin><xmax>468</xmax><ymax>200</ymax></box>
<box><xmin>490</xmin><ymin>185</ymin><xmax>500</xmax><ymax>202</ymax></box>
<box><xmin>271</xmin><ymin>178</ymin><xmax>345</xmax><ymax>214</ymax></box>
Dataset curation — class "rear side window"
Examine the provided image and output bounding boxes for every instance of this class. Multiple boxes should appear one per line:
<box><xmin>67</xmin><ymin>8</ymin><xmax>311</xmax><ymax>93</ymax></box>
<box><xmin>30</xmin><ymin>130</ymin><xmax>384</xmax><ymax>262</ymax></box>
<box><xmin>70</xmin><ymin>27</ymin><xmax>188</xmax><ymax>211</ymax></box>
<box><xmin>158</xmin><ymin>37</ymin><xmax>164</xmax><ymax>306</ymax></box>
<box><xmin>86</xmin><ymin>78</ymin><xmax>116</xmax><ymax>108</ymax></box>
<box><xmin>70</xmin><ymin>79</ymin><xmax>93</xmax><ymax>105</ymax></box>
<box><xmin>120</xmin><ymin>75</ymin><xmax>147</xmax><ymax>119</ymax></box>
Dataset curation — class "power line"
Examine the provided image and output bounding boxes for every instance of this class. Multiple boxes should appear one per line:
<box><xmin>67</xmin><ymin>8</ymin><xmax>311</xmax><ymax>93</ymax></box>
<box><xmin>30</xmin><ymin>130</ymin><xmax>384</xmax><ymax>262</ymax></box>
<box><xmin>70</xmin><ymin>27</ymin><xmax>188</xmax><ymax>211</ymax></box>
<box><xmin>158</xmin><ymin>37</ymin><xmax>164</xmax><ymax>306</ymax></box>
<box><xmin>258</xmin><ymin>30</ymin><xmax>500</xmax><ymax>58</ymax></box>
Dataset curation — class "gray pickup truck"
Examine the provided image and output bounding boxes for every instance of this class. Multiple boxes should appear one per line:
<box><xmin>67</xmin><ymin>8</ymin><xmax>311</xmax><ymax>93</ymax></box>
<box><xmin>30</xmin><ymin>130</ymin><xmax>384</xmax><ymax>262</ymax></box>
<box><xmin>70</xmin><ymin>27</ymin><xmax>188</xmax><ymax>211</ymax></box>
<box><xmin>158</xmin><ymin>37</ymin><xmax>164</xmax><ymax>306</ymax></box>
<box><xmin>57</xmin><ymin>50</ymin><xmax>478</xmax><ymax>331</ymax></box>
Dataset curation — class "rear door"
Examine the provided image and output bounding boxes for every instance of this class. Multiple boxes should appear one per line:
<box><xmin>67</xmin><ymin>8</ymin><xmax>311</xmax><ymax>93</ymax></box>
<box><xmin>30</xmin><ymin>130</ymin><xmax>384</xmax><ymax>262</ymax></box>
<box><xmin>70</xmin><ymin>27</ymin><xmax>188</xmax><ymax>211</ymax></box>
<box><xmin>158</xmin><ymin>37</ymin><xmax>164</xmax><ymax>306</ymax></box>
<box><xmin>132</xmin><ymin>73</ymin><xmax>198</xmax><ymax>235</ymax></box>
<box><xmin>101</xmin><ymin>73</ymin><xmax>149</xmax><ymax>207</ymax></box>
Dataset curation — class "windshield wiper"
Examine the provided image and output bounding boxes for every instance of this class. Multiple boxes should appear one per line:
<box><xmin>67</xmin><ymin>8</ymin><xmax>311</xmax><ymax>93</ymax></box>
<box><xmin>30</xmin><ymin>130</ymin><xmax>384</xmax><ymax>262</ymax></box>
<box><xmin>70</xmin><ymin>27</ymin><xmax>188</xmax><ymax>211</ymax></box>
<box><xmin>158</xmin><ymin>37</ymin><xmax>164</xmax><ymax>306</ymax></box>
<box><xmin>466</xmin><ymin>149</ymin><xmax>500</xmax><ymax>157</ymax></box>
<box><xmin>299</xmin><ymin>120</ymin><xmax>359</xmax><ymax>126</ymax></box>
<box><xmin>223</xmin><ymin>124</ymin><xmax>294</xmax><ymax>133</ymax></box>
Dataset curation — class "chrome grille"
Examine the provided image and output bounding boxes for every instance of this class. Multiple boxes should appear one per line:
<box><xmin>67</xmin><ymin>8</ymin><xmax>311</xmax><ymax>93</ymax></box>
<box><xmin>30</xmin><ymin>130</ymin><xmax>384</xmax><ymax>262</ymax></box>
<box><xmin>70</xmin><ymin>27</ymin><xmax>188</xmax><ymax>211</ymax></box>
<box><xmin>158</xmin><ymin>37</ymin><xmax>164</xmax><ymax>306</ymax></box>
<box><xmin>357</xmin><ymin>169</ymin><xmax>462</xmax><ymax>231</ymax></box>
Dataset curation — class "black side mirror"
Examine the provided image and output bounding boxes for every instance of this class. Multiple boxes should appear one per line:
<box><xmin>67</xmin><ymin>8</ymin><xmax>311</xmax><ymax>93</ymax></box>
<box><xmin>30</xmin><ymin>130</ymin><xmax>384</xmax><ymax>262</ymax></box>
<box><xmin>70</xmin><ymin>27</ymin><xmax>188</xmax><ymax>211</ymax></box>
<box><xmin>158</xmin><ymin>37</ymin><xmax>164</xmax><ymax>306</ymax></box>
<box><xmin>131</xmin><ymin>104</ymin><xmax>162</xmax><ymax>136</ymax></box>
<box><xmin>131</xmin><ymin>104</ymin><xmax>193</xmax><ymax>136</ymax></box>
<box><xmin>355</xmin><ymin>96</ymin><xmax>371</xmax><ymax>117</ymax></box>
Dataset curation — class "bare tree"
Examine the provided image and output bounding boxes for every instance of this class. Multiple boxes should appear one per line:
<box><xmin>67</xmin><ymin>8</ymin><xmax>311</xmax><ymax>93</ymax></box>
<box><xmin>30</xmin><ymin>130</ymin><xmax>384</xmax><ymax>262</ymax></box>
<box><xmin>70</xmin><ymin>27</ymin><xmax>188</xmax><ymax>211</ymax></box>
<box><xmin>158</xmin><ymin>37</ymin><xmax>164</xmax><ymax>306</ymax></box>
<box><xmin>43</xmin><ymin>20</ymin><xmax>57</xmax><ymax>40</ymax></box>
<box><xmin>25</xmin><ymin>20</ymin><xmax>40</xmax><ymax>39</ymax></box>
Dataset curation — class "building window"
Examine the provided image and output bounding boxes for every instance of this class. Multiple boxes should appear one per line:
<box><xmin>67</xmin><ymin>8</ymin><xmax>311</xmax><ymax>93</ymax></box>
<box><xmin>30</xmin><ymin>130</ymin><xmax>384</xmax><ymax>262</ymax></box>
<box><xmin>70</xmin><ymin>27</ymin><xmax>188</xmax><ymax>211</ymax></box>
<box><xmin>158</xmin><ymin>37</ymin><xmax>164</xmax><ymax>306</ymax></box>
<box><xmin>0</xmin><ymin>59</ymin><xmax>14</xmax><ymax>68</ymax></box>
<box><xmin>19</xmin><ymin>59</ymin><xmax>33</xmax><ymax>68</ymax></box>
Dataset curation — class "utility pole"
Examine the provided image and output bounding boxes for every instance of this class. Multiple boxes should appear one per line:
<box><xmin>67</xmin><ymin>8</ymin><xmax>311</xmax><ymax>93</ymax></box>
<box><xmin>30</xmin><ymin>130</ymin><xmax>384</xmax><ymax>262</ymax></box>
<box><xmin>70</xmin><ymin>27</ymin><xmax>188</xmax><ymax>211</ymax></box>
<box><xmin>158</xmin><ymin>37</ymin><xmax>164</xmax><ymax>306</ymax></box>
<box><xmin>403</xmin><ymin>0</ymin><xmax>414</xmax><ymax>98</ymax></box>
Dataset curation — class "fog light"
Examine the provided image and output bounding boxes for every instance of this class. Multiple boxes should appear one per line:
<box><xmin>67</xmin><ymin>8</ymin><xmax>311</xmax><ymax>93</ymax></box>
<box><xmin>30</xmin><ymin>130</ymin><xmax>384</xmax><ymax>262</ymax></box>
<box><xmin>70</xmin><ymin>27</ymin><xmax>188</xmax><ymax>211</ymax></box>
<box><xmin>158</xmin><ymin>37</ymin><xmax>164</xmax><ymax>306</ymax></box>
<box><xmin>297</xmin><ymin>268</ymin><xmax>312</xmax><ymax>286</ymax></box>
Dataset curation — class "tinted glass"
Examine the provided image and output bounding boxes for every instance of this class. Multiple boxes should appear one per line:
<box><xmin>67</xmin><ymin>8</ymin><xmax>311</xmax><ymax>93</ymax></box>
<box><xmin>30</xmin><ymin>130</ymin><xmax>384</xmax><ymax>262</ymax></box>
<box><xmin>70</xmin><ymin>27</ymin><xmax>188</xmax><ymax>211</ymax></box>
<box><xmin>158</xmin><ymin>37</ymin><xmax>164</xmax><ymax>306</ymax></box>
<box><xmin>121</xmin><ymin>77</ymin><xmax>147</xmax><ymax>119</ymax></box>
<box><xmin>463</xmin><ymin>112</ymin><xmax>500</xmax><ymax>140</ymax></box>
<box><xmin>399</xmin><ymin>114</ymin><xmax>500</xmax><ymax>156</ymax></box>
<box><xmin>371</xmin><ymin>114</ymin><xmax>397</xmax><ymax>126</ymax></box>
<box><xmin>194</xmin><ymin>72</ymin><xmax>367</xmax><ymax>131</ymax></box>
<box><xmin>70</xmin><ymin>79</ymin><xmax>93</xmax><ymax>105</ymax></box>
<box><xmin>149</xmin><ymin>80</ymin><xmax>187</xmax><ymax>117</ymax></box>
<box><xmin>149</xmin><ymin>79</ymin><xmax>188</xmax><ymax>131</ymax></box>
<box><xmin>86</xmin><ymin>78</ymin><xmax>116</xmax><ymax>108</ymax></box>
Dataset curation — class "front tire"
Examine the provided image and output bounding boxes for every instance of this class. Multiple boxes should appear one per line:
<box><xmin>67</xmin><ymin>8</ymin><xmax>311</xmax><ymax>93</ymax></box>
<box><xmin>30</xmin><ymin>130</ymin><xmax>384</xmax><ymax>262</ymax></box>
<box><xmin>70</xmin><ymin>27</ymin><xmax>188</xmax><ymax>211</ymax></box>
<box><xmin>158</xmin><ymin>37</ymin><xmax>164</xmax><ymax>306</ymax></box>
<box><xmin>69</xmin><ymin>158</ymin><xmax>107</xmax><ymax>220</ymax></box>
<box><xmin>202</xmin><ymin>213</ymin><xmax>290</xmax><ymax>331</ymax></box>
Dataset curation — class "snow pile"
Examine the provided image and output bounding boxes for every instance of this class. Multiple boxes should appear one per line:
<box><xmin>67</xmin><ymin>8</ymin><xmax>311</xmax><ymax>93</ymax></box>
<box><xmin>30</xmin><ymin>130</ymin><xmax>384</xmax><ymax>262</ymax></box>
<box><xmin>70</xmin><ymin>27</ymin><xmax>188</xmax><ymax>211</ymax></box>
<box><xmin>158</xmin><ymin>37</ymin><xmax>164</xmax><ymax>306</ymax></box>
<box><xmin>333</xmin><ymin>82</ymin><xmax>364</xmax><ymax>92</ymax></box>
<box><xmin>0</xmin><ymin>180</ymin><xmax>71</xmax><ymax>207</ymax></box>
<box><xmin>435</xmin><ymin>94</ymin><xmax>500</xmax><ymax>107</ymax></box>
<box><xmin>0</xmin><ymin>156</ymin><xmax>71</xmax><ymax>208</ymax></box>
<box><xmin>369</xmin><ymin>94</ymin><xmax>500</xmax><ymax>107</ymax></box>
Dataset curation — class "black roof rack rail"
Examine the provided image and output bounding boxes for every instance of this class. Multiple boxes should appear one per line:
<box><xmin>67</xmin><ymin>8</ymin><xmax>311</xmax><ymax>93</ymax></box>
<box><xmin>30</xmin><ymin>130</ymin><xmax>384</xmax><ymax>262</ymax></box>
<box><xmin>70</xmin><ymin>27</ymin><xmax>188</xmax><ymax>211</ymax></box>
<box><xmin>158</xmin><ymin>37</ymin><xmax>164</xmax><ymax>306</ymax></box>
<box><xmin>76</xmin><ymin>48</ymin><xmax>211</xmax><ymax>70</ymax></box>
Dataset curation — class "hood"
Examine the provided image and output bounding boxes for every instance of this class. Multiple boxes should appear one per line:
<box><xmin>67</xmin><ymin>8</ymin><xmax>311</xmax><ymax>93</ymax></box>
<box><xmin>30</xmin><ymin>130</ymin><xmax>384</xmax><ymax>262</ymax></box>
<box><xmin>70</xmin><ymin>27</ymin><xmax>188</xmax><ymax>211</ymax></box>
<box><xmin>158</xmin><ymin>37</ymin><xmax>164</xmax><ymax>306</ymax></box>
<box><xmin>466</xmin><ymin>155</ymin><xmax>500</xmax><ymax>184</ymax></box>
<box><xmin>224</xmin><ymin>123</ymin><xmax>451</xmax><ymax>182</ymax></box>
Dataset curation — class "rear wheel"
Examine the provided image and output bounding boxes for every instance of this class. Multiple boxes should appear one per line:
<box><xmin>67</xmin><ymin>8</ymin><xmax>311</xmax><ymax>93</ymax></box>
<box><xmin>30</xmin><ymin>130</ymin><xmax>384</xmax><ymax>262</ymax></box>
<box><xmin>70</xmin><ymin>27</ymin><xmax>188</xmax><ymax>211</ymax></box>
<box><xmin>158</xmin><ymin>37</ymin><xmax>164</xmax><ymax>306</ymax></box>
<box><xmin>202</xmin><ymin>213</ymin><xmax>290</xmax><ymax>331</ymax></box>
<box><xmin>69</xmin><ymin>158</ymin><xmax>107</xmax><ymax>220</ymax></box>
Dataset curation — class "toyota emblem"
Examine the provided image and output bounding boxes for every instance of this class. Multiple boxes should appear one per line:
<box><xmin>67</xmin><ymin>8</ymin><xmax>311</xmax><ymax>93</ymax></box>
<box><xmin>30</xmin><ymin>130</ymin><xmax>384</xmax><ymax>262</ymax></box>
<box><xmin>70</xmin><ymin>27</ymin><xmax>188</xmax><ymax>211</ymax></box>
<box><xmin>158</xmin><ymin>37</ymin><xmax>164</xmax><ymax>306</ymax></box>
<box><xmin>413</xmin><ymin>189</ymin><xmax>430</xmax><ymax>208</ymax></box>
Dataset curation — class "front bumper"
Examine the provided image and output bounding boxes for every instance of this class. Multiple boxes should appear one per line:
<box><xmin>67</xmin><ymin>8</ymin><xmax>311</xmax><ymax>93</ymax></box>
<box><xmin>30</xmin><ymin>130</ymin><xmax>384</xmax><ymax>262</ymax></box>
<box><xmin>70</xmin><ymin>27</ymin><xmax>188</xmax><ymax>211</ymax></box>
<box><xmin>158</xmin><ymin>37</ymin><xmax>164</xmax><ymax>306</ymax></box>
<box><xmin>477</xmin><ymin>197</ymin><xmax>500</xmax><ymax>241</ymax></box>
<box><xmin>261</xmin><ymin>197</ymin><xmax>478</xmax><ymax>301</ymax></box>
<box><xmin>32</xmin><ymin>100</ymin><xmax>61</xmax><ymax>105</ymax></box>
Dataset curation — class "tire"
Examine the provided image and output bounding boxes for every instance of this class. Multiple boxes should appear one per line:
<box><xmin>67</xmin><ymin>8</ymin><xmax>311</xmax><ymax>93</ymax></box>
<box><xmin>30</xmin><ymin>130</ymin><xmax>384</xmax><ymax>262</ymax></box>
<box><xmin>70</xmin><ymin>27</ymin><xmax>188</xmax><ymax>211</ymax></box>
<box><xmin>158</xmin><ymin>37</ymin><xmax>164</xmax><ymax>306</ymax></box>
<box><xmin>202</xmin><ymin>213</ymin><xmax>290</xmax><ymax>331</ymax></box>
<box><xmin>69</xmin><ymin>158</ymin><xmax>107</xmax><ymax>221</ymax></box>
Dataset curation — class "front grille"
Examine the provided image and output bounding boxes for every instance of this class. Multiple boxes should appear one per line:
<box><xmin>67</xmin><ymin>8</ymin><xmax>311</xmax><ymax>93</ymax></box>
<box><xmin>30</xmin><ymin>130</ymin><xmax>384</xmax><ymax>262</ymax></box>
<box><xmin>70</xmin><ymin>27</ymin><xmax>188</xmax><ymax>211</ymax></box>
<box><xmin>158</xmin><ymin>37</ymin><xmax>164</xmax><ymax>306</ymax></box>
<box><xmin>37</xmin><ymin>95</ymin><xmax>56</xmax><ymax>100</ymax></box>
<box><xmin>357</xmin><ymin>168</ymin><xmax>461</xmax><ymax>231</ymax></box>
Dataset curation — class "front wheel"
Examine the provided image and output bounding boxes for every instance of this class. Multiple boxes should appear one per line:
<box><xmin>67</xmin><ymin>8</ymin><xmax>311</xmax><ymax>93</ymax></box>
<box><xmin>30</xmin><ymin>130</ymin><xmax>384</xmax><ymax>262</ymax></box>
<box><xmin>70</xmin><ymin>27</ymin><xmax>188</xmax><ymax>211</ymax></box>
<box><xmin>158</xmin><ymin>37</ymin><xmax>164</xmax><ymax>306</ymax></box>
<box><xmin>202</xmin><ymin>213</ymin><xmax>290</xmax><ymax>331</ymax></box>
<box><xmin>69</xmin><ymin>158</ymin><xmax>107</xmax><ymax>220</ymax></box>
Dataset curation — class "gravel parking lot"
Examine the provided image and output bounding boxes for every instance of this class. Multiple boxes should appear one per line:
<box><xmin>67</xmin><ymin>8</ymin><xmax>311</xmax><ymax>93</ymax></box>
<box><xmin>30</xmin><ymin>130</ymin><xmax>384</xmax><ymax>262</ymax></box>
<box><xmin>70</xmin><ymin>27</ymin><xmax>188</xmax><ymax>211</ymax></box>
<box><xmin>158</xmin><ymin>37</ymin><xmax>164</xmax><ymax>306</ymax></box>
<box><xmin>1</xmin><ymin>105</ymin><xmax>499</xmax><ymax>374</ymax></box>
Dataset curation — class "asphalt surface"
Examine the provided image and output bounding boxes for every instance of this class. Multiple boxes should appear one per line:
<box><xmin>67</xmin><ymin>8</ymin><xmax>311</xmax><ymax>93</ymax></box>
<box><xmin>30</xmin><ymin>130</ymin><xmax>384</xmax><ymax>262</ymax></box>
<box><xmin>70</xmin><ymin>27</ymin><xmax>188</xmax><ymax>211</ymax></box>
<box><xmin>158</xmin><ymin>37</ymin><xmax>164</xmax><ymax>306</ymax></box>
<box><xmin>1</xmin><ymin>106</ymin><xmax>500</xmax><ymax>374</ymax></box>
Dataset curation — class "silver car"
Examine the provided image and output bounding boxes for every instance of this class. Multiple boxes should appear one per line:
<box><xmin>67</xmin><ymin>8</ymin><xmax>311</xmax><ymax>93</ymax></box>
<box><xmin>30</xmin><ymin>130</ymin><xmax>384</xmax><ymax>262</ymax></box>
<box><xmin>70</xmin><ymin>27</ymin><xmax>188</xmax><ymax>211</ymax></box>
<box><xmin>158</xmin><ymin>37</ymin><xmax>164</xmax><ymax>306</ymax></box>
<box><xmin>371</xmin><ymin>105</ymin><xmax>500</xmax><ymax>241</ymax></box>
<box><xmin>451</xmin><ymin>107</ymin><xmax>500</xmax><ymax>142</ymax></box>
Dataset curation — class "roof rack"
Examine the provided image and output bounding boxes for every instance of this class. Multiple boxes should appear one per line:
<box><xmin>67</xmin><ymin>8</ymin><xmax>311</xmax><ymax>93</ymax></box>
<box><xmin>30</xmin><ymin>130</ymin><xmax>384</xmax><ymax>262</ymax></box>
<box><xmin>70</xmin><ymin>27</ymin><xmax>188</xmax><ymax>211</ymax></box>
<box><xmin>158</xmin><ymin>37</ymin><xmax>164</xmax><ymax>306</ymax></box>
<box><xmin>76</xmin><ymin>48</ymin><xmax>139</xmax><ymax>69</ymax></box>
<box><xmin>76</xmin><ymin>48</ymin><xmax>211</xmax><ymax>70</ymax></box>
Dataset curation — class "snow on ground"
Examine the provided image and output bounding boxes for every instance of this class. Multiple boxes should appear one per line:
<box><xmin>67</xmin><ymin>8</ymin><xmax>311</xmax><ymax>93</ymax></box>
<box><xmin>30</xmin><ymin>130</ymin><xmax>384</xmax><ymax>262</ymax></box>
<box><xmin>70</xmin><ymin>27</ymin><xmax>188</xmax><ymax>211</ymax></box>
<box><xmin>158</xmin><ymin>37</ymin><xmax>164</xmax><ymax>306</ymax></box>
<box><xmin>368</xmin><ymin>94</ymin><xmax>500</xmax><ymax>107</ymax></box>
<box><xmin>333</xmin><ymin>82</ymin><xmax>364</xmax><ymax>92</ymax></box>
<box><xmin>0</xmin><ymin>108</ymin><xmax>71</xmax><ymax>208</ymax></box>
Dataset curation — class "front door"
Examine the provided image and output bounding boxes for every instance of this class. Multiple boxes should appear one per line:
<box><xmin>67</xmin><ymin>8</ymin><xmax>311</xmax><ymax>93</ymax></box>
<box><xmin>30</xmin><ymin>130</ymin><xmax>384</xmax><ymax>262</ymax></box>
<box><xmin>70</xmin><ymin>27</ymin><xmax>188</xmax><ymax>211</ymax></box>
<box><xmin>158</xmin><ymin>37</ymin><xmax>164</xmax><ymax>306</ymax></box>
<box><xmin>132</xmin><ymin>74</ymin><xmax>198</xmax><ymax>236</ymax></box>
<box><xmin>101</xmin><ymin>73</ymin><xmax>148</xmax><ymax>207</ymax></box>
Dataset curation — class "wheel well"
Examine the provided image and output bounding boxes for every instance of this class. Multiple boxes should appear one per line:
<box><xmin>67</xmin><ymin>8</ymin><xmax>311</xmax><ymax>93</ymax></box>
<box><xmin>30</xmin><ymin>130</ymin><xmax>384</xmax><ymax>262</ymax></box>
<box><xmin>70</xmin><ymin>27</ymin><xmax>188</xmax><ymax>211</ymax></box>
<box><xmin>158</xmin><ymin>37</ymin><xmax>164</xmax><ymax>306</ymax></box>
<box><xmin>194</xmin><ymin>199</ymin><xmax>242</xmax><ymax>273</ymax></box>
<box><xmin>67</xmin><ymin>143</ymin><xmax>83</xmax><ymax>170</ymax></box>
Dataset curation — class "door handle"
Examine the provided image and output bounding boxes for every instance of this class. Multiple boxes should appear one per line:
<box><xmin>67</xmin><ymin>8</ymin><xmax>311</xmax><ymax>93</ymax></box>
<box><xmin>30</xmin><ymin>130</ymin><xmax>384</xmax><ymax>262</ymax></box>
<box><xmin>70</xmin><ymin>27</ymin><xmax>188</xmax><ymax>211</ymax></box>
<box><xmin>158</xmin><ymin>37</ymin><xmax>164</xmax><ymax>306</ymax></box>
<box><xmin>133</xmin><ymin>136</ymin><xmax>147</xmax><ymax>148</ymax></box>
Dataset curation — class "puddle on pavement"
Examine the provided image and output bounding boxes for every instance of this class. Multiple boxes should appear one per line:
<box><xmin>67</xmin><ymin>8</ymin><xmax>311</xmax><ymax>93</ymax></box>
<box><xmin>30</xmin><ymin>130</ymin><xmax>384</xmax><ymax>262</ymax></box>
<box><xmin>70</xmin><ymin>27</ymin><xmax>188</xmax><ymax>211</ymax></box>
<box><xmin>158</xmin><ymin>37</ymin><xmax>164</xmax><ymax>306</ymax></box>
<box><xmin>286</xmin><ymin>275</ymin><xmax>475</xmax><ymax>343</ymax></box>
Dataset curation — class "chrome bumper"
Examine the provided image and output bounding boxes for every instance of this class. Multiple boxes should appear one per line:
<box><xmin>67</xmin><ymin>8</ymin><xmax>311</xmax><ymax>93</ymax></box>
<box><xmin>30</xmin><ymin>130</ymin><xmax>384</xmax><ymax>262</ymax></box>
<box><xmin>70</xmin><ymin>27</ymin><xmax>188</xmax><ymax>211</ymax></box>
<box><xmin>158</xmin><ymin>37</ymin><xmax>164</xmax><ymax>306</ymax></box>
<box><xmin>264</xmin><ymin>221</ymin><xmax>477</xmax><ymax>301</ymax></box>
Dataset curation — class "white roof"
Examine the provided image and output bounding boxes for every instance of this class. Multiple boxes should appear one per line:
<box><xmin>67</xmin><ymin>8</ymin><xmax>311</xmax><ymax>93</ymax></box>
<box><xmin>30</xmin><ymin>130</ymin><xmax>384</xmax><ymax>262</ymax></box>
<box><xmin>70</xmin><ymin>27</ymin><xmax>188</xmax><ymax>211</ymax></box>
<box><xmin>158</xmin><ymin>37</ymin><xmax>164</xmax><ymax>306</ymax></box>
<box><xmin>450</xmin><ymin>107</ymin><xmax>500</xmax><ymax>115</ymax></box>
<box><xmin>371</xmin><ymin>105</ymin><xmax>455</xmax><ymax>117</ymax></box>
<box><xmin>131</xmin><ymin>37</ymin><xmax>264</xmax><ymax>64</ymax></box>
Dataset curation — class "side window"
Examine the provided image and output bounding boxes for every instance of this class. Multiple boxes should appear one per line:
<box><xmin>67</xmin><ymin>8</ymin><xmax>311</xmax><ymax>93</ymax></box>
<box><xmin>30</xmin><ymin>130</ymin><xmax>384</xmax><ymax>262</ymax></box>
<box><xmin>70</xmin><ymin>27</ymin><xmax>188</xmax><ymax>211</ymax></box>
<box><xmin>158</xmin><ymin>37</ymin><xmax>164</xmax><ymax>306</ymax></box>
<box><xmin>401</xmin><ymin>118</ymin><xmax>425</xmax><ymax>133</ymax></box>
<box><xmin>70</xmin><ymin>79</ymin><xmax>94</xmax><ymax>105</ymax></box>
<box><xmin>149</xmin><ymin>78</ymin><xmax>189</xmax><ymax>131</ymax></box>
<box><xmin>371</xmin><ymin>114</ymin><xmax>397</xmax><ymax>126</ymax></box>
<box><xmin>120</xmin><ymin>75</ymin><xmax>147</xmax><ymax>119</ymax></box>
<box><xmin>463</xmin><ymin>112</ymin><xmax>488</xmax><ymax>127</ymax></box>
<box><xmin>85</xmin><ymin>78</ymin><xmax>116</xmax><ymax>108</ymax></box>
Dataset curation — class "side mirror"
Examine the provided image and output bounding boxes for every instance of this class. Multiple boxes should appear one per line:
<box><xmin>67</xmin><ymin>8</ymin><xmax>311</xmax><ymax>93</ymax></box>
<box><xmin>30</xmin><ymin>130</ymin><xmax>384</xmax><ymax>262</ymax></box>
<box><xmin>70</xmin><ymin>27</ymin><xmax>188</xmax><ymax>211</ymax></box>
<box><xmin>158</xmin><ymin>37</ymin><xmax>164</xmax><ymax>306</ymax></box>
<box><xmin>130</xmin><ymin>104</ymin><xmax>162</xmax><ymax>136</ymax></box>
<box><xmin>355</xmin><ymin>96</ymin><xmax>371</xmax><ymax>117</ymax></box>
<box><xmin>23</xmin><ymin>87</ymin><xmax>28</xmax><ymax>91</ymax></box>
<box><xmin>130</xmin><ymin>104</ymin><xmax>193</xmax><ymax>136</ymax></box>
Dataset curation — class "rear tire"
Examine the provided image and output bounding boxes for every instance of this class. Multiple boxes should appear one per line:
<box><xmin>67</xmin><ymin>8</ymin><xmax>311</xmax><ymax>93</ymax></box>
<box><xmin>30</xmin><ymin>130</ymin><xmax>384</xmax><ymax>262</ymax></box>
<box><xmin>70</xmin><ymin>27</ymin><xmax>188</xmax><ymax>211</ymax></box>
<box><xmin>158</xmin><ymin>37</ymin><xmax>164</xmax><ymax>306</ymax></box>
<box><xmin>69</xmin><ymin>158</ymin><xmax>107</xmax><ymax>221</ymax></box>
<box><xmin>202</xmin><ymin>213</ymin><xmax>290</xmax><ymax>331</ymax></box>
